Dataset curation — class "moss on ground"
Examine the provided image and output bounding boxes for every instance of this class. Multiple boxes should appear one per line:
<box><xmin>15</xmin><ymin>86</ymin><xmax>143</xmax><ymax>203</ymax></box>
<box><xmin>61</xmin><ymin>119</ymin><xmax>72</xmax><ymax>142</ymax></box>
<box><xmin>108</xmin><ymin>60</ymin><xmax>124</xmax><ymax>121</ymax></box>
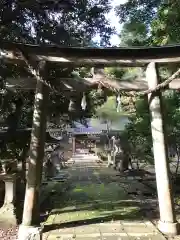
<box><xmin>44</xmin><ymin>181</ymin><xmax>141</xmax><ymax>225</ymax></box>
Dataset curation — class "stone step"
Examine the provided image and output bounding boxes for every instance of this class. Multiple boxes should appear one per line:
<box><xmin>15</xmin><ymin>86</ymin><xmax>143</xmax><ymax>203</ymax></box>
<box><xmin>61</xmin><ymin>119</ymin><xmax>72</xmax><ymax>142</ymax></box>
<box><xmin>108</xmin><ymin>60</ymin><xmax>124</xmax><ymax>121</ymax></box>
<box><xmin>72</xmin><ymin>154</ymin><xmax>98</xmax><ymax>158</ymax></box>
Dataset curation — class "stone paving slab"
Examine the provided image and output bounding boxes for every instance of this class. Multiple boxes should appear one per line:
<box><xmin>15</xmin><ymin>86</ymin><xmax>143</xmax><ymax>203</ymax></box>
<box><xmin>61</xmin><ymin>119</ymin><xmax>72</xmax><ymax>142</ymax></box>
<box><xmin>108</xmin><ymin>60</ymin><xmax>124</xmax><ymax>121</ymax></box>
<box><xmin>43</xmin><ymin>157</ymin><xmax>166</xmax><ymax>240</ymax></box>
<box><xmin>101</xmin><ymin>237</ymin><xmax>129</xmax><ymax>240</ymax></box>
<box><xmin>99</xmin><ymin>224</ymin><xmax>125</xmax><ymax>234</ymax></box>
<box><xmin>75</xmin><ymin>224</ymin><xmax>101</xmax><ymax>235</ymax></box>
<box><xmin>122</xmin><ymin>224</ymin><xmax>155</xmax><ymax>234</ymax></box>
<box><xmin>44</xmin><ymin>235</ymin><xmax>165</xmax><ymax>240</ymax></box>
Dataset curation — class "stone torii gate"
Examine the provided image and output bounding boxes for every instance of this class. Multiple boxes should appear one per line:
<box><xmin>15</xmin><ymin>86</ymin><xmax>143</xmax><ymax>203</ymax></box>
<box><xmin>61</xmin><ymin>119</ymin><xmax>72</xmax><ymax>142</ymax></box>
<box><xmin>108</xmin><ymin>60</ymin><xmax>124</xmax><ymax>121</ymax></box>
<box><xmin>1</xmin><ymin>42</ymin><xmax>180</xmax><ymax>239</ymax></box>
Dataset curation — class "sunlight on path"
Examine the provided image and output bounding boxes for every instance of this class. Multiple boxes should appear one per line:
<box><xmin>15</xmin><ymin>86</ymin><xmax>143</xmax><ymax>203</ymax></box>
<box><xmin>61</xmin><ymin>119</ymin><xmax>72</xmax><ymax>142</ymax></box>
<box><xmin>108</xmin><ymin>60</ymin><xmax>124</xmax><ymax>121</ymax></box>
<box><xmin>43</xmin><ymin>160</ymin><xmax>165</xmax><ymax>240</ymax></box>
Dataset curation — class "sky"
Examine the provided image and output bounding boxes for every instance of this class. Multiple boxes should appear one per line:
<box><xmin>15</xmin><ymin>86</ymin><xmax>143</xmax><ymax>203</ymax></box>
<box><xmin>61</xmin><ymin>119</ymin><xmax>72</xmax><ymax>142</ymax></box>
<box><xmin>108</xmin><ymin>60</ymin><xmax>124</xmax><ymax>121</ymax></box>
<box><xmin>108</xmin><ymin>0</ymin><xmax>128</xmax><ymax>45</ymax></box>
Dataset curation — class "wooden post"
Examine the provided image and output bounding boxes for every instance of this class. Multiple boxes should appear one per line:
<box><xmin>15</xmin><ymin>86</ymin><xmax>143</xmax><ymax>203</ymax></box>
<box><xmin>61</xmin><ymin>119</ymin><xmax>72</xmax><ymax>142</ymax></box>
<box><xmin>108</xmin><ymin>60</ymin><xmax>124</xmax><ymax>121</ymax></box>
<box><xmin>18</xmin><ymin>78</ymin><xmax>49</xmax><ymax>239</ymax></box>
<box><xmin>147</xmin><ymin>62</ymin><xmax>179</xmax><ymax>236</ymax></box>
<box><xmin>72</xmin><ymin>136</ymin><xmax>76</xmax><ymax>155</ymax></box>
<box><xmin>95</xmin><ymin>142</ymin><xmax>97</xmax><ymax>156</ymax></box>
<box><xmin>107</xmin><ymin>152</ymin><xmax>112</xmax><ymax>167</ymax></box>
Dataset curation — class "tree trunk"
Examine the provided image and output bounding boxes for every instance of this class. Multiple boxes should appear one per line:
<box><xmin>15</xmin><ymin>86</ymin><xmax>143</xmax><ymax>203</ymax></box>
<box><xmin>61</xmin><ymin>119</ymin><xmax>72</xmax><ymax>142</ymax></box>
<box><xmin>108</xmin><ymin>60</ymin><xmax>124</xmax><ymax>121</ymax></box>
<box><xmin>115</xmin><ymin>136</ymin><xmax>130</xmax><ymax>172</ymax></box>
<box><xmin>116</xmin><ymin>152</ymin><xmax>129</xmax><ymax>172</ymax></box>
<box><xmin>18</xmin><ymin>144</ymin><xmax>29</xmax><ymax>182</ymax></box>
<box><xmin>175</xmin><ymin>145</ymin><xmax>180</xmax><ymax>177</ymax></box>
<box><xmin>120</xmin><ymin>153</ymin><xmax>129</xmax><ymax>172</ymax></box>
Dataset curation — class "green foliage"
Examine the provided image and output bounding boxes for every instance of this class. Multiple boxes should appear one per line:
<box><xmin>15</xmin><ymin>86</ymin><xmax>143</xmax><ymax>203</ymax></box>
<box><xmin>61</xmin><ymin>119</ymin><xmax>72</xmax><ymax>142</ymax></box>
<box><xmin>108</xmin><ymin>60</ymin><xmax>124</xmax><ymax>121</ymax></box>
<box><xmin>116</xmin><ymin>0</ymin><xmax>161</xmax><ymax>26</ymax></box>
<box><xmin>96</xmin><ymin>96</ymin><xmax>122</xmax><ymax>121</ymax></box>
<box><xmin>89</xmin><ymin>89</ymin><xmax>107</xmax><ymax>113</ymax></box>
<box><xmin>120</xmin><ymin>21</ymin><xmax>149</xmax><ymax>46</ymax></box>
<box><xmin>106</xmin><ymin>66</ymin><xmax>144</xmax><ymax>81</ymax></box>
<box><xmin>122</xmin><ymin>97</ymin><xmax>153</xmax><ymax>163</ymax></box>
<box><xmin>163</xmin><ymin>91</ymin><xmax>180</xmax><ymax>147</ymax></box>
<box><xmin>116</xmin><ymin>1</ymin><xmax>180</xmax><ymax>47</ymax></box>
<box><xmin>0</xmin><ymin>0</ymin><xmax>113</xmax><ymax>161</ymax></box>
<box><xmin>112</xmin><ymin>0</ymin><xmax>180</xmax><ymax>166</ymax></box>
<box><xmin>122</xmin><ymin>92</ymin><xmax>180</xmax><ymax>164</ymax></box>
<box><xmin>151</xmin><ymin>2</ymin><xmax>180</xmax><ymax>45</ymax></box>
<box><xmin>105</xmin><ymin>67</ymin><xmax>126</xmax><ymax>78</ymax></box>
<box><xmin>0</xmin><ymin>0</ymin><xmax>113</xmax><ymax>46</ymax></box>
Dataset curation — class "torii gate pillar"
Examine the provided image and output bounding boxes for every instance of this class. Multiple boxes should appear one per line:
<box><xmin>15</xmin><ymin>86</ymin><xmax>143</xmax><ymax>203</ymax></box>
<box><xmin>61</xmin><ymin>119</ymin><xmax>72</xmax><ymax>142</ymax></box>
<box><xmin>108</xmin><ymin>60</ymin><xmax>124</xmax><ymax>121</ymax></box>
<box><xmin>147</xmin><ymin>62</ymin><xmax>179</xmax><ymax>236</ymax></box>
<box><xmin>18</xmin><ymin>76</ymin><xmax>49</xmax><ymax>240</ymax></box>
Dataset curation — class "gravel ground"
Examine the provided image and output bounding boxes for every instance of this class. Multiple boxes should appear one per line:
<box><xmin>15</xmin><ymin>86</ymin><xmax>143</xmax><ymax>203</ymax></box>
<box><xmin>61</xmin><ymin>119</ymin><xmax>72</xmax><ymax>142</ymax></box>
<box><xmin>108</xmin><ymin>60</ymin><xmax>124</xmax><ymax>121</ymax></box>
<box><xmin>0</xmin><ymin>226</ymin><xmax>18</xmax><ymax>239</ymax></box>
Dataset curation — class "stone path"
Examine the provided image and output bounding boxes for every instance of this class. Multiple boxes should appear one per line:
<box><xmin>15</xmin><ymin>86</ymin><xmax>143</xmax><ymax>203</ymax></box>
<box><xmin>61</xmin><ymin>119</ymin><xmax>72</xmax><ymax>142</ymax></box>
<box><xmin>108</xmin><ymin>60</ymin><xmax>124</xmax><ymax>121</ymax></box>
<box><xmin>42</xmin><ymin>156</ymin><xmax>166</xmax><ymax>240</ymax></box>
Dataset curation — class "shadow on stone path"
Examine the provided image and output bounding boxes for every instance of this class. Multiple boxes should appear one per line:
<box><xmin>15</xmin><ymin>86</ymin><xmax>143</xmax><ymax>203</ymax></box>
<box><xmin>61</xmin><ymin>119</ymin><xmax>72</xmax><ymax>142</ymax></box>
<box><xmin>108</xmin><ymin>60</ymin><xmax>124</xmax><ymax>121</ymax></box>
<box><xmin>42</xmin><ymin>158</ymin><xmax>166</xmax><ymax>240</ymax></box>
